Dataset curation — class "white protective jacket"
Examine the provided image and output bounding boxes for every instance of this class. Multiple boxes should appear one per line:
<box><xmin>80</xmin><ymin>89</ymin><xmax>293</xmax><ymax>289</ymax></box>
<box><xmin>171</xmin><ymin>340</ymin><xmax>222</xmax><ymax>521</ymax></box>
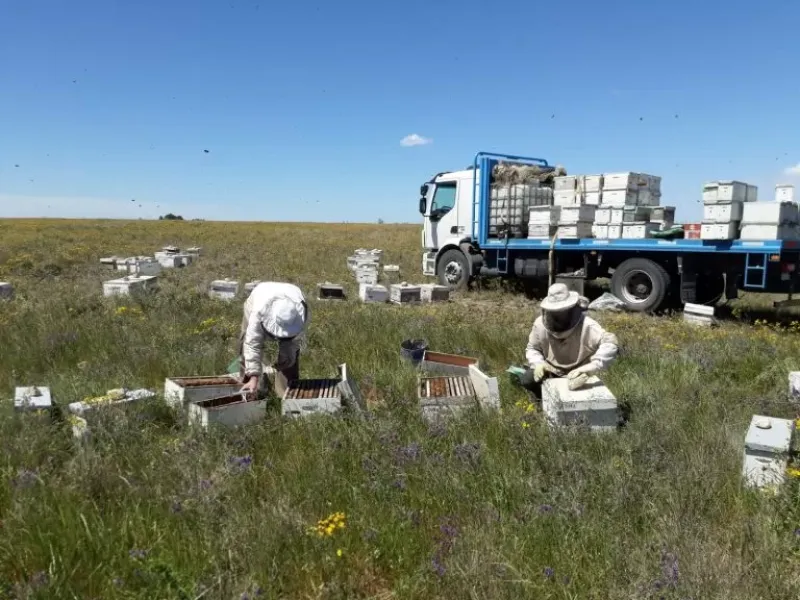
<box><xmin>241</xmin><ymin>282</ymin><xmax>308</xmax><ymax>377</ymax></box>
<box><xmin>525</xmin><ymin>314</ymin><xmax>618</xmax><ymax>376</ymax></box>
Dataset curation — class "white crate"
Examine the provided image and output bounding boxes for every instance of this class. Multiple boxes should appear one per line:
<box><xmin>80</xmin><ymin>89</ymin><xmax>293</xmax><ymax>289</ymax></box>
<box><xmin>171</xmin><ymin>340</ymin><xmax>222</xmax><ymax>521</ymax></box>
<box><xmin>585</xmin><ymin>191</ymin><xmax>601</xmax><ymax>205</ymax></box>
<box><xmin>776</xmin><ymin>184</ymin><xmax>795</xmax><ymax>203</ymax></box>
<box><xmin>622</xmin><ymin>223</ymin><xmax>660</xmax><ymax>239</ymax></box>
<box><xmin>420</xmin><ymin>284</ymin><xmax>450</xmax><ymax>303</ymax></box>
<box><xmin>359</xmin><ymin>283</ymin><xmax>389</xmax><ymax>303</ymax></box>
<box><xmin>68</xmin><ymin>388</ymin><xmax>156</xmax><ymax>416</ymax></box>
<box><xmin>742</xmin><ymin>415</ymin><xmax>794</xmax><ymax>489</ymax></box>
<box><xmin>636</xmin><ymin>189</ymin><xmax>661</xmax><ymax>207</ymax></box>
<box><xmin>14</xmin><ymin>386</ymin><xmax>52</xmax><ymax>411</ymax></box>
<box><xmin>703</xmin><ymin>202</ymin><xmax>744</xmax><ymax>223</ymax></box>
<box><xmin>594</xmin><ymin>208</ymin><xmax>611</xmax><ymax>224</ymax></box>
<box><xmin>580</xmin><ymin>175</ymin><xmax>603</xmax><ymax>193</ymax></box>
<box><xmin>208</xmin><ymin>279</ymin><xmax>239</xmax><ymax>301</ymax></box>
<box><xmin>553</xmin><ymin>176</ymin><xmax>576</xmax><ymax>191</ymax></box>
<box><xmin>542</xmin><ymin>376</ymin><xmax>619</xmax><ymax>432</ymax></box>
<box><xmin>164</xmin><ymin>375</ymin><xmax>243</xmax><ymax>409</ymax></box>
<box><xmin>0</xmin><ymin>282</ymin><xmax>13</xmax><ymax>300</ymax></box>
<box><xmin>607</xmin><ymin>224</ymin><xmax>623</xmax><ymax>239</ymax></box>
<box><xmin>684</xmin><ymin>303</ymin><xmax>715</xmax><ymax>326</ymax></box>
<box><xmin>188</xmin><ymin>393</ymin><xmax>266</xmax><ymax>429</ymax></box>
<box><xmin>390</xmin><ymin>283</ymin><xmax>421</xmax><ymax>304</ymax></box>
<box><xmin>610</xmin><ymin>208</ymin><xmax>624</xmax><ymax>223</ymax></box>
<box><xmin>554</xmin><ymin>190</ymin><xmax>579</xmax><ymax>206</ymax></box>
<box><xmin>742</xmin><ymin>200</ymin><xmax>798</xmax><ymax>225</ymax></box>
<box><xmin>103</xmin><ymin>275</ymin><xmax>158</xmax><ymax>297</ymax></box>
<box><xmin>702</xmin><ymin>183</ymin><xmax>719</xmax><ymax>203</ymax></box>
<box><xmin>559</xmin><ymin>205</ymin><xmax>596</xmax><ymax>224</ymax></box>
<box><xmin>601</xmin><ymin>189</ymin><xmax>637</xmax><ymax>207</ymax></box>
<box><xmin>557</xmin><ymin>223</ymin><xmax>593</xmax><ymax>238</ymax></box>
<box><xmin>700</xmin><ymin>222</ymin><xmax>739</xmax><ymax>240</ymax></box>
<box><xmin>355</xmin><ymin>265</ymin><xmax>379</xmax><ymax>285</ymax></box>
<box><xmin>705</xmin><ymin>180</ymin><xmax>749</xmax><ymax>203</ymax></box>
<box><xmin>739</xmin><ymin>223</ymin><xmax>799</xmax><ymax>241</ymax></box>
<box><xmin>602</xmin><ymin>172</ymin><xmax>646</xmax><ymax>191</ymax></box>
<box><xmin>528</xmin><ymin>224</ymin><xmax>556</xmax><ymax>239</ymax></box>
<box><xmin>592</xmin><ymin>225</ymin><xmax>608</xmax><ymax>239</ymax></box>
<box><xmin>529</xmin><ymin>206</ymin><xmax>560</xmax><ymax>225</ymax></box>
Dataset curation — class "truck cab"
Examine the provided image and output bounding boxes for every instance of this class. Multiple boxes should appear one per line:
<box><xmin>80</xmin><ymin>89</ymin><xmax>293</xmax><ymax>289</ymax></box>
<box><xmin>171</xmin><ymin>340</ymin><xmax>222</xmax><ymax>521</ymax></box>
<box><xmin>419</xmin><ymin>168</ymin><xmax>481</xmax><ymax>288</ymax></box>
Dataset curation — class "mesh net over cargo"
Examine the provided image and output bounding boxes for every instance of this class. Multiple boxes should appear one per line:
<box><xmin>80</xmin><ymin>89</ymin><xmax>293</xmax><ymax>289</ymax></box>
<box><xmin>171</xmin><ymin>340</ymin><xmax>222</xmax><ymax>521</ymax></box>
<box><xmin>487</xmin><ymin>163</ymin><xmax>565</xmax><ymax>238</ymax></box>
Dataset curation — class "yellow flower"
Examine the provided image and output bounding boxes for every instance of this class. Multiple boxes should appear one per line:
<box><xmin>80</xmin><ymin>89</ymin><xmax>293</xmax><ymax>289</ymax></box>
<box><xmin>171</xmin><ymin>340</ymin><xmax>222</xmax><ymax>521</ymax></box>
<box><xmin>336</xmin><ymin>548</ymin><xmax>343</xmax><ymax>558</ymax></box>
<box><xmin>787</xmin><ymin>468</ymin><xmax>800</xmax><ymax>478</ymax></box>
<box><xmin>521</xmin><ymin>422</ymin><xmax>530</xmax><ymax>429</ymax></box>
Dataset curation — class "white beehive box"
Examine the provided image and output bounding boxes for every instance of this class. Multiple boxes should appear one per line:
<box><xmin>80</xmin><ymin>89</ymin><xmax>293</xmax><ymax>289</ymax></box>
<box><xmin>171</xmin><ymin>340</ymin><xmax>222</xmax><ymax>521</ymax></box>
<box><xmin>553</xmin><ymin>176</ymin><xmax>577</xmax><ymax>191</ymax></box>
<box><xmin>602</xmin><ymin>172</ymin><xmax>645</xmax><ymax>191</ymax></box>
<box><xmin>68</xmin><ymin>388</ymin><xmax>156</xmax><ymax>416</ymax></box>
<box><xmin>244</xmin><ymin>280</ymin><xmax>262</xmax><ymax>294</ymax></box>
<box><xmin>542</xmin><ymin>376</ymin><xmax>618</xmax><ymax>431</ymax></box>
<box><xmin>156</xmin><ymin>253</ymin><xmax>192</xmax><ymax>268</ymax></box>
<box><xmin>585</xmin><ymin>191</ymin><xmax>601</xmax><ymax>205</ymax></box>
<box><xmin>684</xmin><ymin>302</ymin><xmax>715</xmax><ymax>326</ymax></box>
<box><xmin>700</xmin><ymin>222</ymin><xmax>739</xmax><ymax>240</ymax></box>
<box><xmin>208</xmin><ymin>279</ymin><xmax>239</xmax><ymax>301</ymax></box>
<box><xmin>595</xmin><ymin>208</ymin><xmax>611</xmax><ymax>225</ymax></box>
<box><xmin>601</xmin><ymin>189</ymin><xmax>637</xmax><ymax>207</ymax></box>
<box><xmin>164</xmin><ymin>375</ymin><xmax>243</xmax><ymax>409</ymax></box>
<box><xmin>390</xmin><ymin>282</ymin><xmax>421</xmax><ymax>304</ymax></box>
<box><xmin>789</xmin><ymin>372</ymin><xmax>800</xmax><ymax>403</ymax></box>
<box><xmin>317</xmin><ymin>282</ymin><xmax>346</xmax><ymax>300</ymax></box>
<box><xmin>118</xmin><ymin>258</ymin><xmax>162</xmax><ymax>276</ymax></box>
<box><xmin>557</xmin><ymin>223</ymin><xmax>593</xmax><ymax>238</ymax></box>
<box><xmin>0</xmin><ymin>282</ymin><xmax>14</xmax><ymax>300</ymax></box>
<box><xmin>592</xmin><ymin>225</ymin><xmax>608</xmax><ymax>239</ymax></box>
<box><xmin>581</xmin><ymin>175</ymin><xmax>603</xmax><ymax>193</ymax></box>
<box><xmin>528</xmin><ymin>224</ymin><xmax>556</xmax><ymax>239</ymax></box>
<box><xmin>188</xmin><ymin>392</ymin><xmax>266</xmax><ymax>430</ymax></box>
<box><xmin>100</xmin><ymin>256</ymin><xmax>119</xmax><ymax>268</ymax></box>
<box><xmin>103</xmin><ymin>275</ymin><xmax>158</xmax><ymax>297</ymax></box>
<box><xmin>186</xmin><ymin>246</ymin><xmax>202</xmax><ymax>256</ymax></box>
<box><xmin>703</xmin><ymin>202</ymin><xmax>744</xmax><ymax>223</ymax></box>
<box><xmin>14</xmin><ymin>386</ymin><xmax>52</xmax><ymax>411</ymax></box>
<box><xmin>704</xmin><ymin>180</ymin><xmax>750</xmax><ymax>203</ymax></box>
<box><xmin>382</xmin><ymin>264</ymin><xmax>401</xmax><ymax>280</ymax></box>
<box><xmin>559</xmin><ymin>205</ymin><xmax>596</xmax><ymax>224</ymax></box>
<box><xmin>282</xmin><ymin>364</ymin><xmax>363</xmax><ymax>419</ymax></box>
<box><xmin>418</xmin><ymin>363</ymin><xmax>499</xmax><ymax>422</ymax></box>
<box><xmin>742</xmin><ymin>415</ymin><xmax>794</xmax><ymax>489</ymax></box>
<box><xmin>776</xmin><ymin>184</ymin><xmax>795</xmax><ymax>203</ymax></box>
<box><xmin>607</xmin><ymin>224</ymin><xmax>624</xmax><ymax>239</ymax></box>
<box><xmin>636</xmin><ymin>189</ymin><xmax>661</xmax><ymax>207</ymax></box>
<box><xmin>358</xmin><ymin>283</ymin><xmax>389</xmax><ymax>303</ymax></box>
<box><xmin>741</xmin><ymin>201</ymin><xmax>798</xmax><ymax>224</ymax></box>
<box><xmin>355</xmin><ymin>264</ymin><xmax>379</xmax><ymax>285</ymax></box>
<box><xmin>739</xmin><ymin>224</ymin><xmax>799</xmax><ymax>241</ymax></box>
<box><xmin>553</xmin><ymin>190</ymin><xmax>579</xmax><ymax>206</ymax></box>
<box><xmin>622</xmin><ymin>223</ymin><xmax>660</xmax><ymax>239</ymax></box>
<box><xmin>529</xmin><ymin>206</ymin><xmax>560</xmax><ymax>225</ymax></box>
<box><xmin>420</xmin><ymin>284</ymin><xmax>450</xmax><ymax>303</ymax></box>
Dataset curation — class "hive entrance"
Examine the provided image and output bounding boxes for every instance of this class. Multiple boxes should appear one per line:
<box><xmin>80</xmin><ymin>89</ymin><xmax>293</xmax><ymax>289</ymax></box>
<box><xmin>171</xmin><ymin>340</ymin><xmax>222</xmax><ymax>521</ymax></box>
<box><xmin>179</xmin><ymin>376</ymin><xmax>240</xmax><ymax>387</ymax></box>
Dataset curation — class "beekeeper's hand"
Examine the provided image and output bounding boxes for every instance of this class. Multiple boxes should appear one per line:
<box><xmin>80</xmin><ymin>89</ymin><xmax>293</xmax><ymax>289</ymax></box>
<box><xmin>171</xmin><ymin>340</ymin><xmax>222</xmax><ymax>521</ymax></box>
<box><xmin>241</xmin><ymin>376</ymin><xmax>258</xmax><ymax>398</ymax></box>
<box><xmin>566</xmin><ymin>365</ymin><xmax>596</xmax><ymax>391</ymax></box>
<box><xmin>532</xmin><ymin>363</ymin><xmax>549</xmax><ymax>382</ymax></box>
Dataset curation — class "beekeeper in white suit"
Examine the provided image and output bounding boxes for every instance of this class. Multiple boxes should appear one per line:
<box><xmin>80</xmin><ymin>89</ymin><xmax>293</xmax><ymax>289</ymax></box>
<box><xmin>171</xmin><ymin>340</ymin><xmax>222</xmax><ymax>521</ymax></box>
<box><xmin>238</xmin><ymin>282</ymin><xmax>309</xmax><ymax>398</ymax></box>
<box><xmin>520</xmin><ymin>283</ymin><xmax>619</xmax><ymax>397</ymax></box>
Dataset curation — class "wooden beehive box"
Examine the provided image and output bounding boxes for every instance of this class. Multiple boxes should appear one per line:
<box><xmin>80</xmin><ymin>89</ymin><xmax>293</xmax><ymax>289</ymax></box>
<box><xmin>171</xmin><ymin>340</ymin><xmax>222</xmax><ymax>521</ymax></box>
<box><xmin>417</xmin><ymin>364</ymin><xmax>500</xmax><ymax>421</ymax></box>
<box><xmin>163</xmin><ymin>375</ymin><xmax>243</xmax><ymax>409</ymax></box>
<box><xmin>282</xmin><ymin>363</ymin><xmax>363</xmax><ymax>418</ymax></box>
<box><xmin>390</xmin><ymin>282</ymin><xmax>421</xmax><ymax>304</ymax></box>
<box><xmin>317</xmin><ymin>282</ymin><xmax>346</xmax><ymax>300</ymax></box>
<box><xmin>188</xmin><ymin>392</ymin><xmax>266</xmax><ymax>430</ymax></box>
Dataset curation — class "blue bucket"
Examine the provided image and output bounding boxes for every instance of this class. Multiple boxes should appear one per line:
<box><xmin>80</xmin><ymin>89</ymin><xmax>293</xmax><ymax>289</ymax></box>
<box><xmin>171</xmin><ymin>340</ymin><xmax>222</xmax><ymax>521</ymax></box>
<box><xmin>400</xmin><ymin>339</ymin><xmax>428</xmax><ymax>365</ymax></box>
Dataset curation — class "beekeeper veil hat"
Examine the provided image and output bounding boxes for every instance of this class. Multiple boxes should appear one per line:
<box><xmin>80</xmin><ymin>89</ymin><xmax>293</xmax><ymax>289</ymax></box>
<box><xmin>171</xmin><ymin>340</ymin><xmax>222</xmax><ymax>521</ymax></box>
<box><xmin>264</xmin><ymin>297</ymin><xmax>306</xmax><ymax>339</ymax></box>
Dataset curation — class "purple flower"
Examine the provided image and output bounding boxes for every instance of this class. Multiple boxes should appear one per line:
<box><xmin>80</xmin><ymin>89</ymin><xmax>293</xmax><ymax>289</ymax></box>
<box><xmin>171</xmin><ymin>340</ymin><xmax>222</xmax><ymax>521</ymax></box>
<box><xmin>229</xmin><ymin>455</ymin><xmax>252</xmax><ymax>470</ymax></box>
<box><xmin>543</xmin><ymin>567</ymin><xmax>554</xmax><ymax>579</ymax></box>
<box><xmin>660</xmin><ymin>549</ymin><xmax>679</xmax><ymax>587</ymax></box>
<box><xmin>394</xmin><ymin>442</ymin><xmax>422</xmax><ymax>465</ymax></box>
<box><xmin>431</xmin><ymin>554</ymin><xmax>446</xmax><ymax>577</ymax></box>
<box><xmin>391</xmin><ymin>478</ymin><xmax>407</xmax><ymax>491</ymax></box>
<box><xmin>538</xmin><ymin>504</ymin><xmax>553</xmax><ymax>514</ymax></box>
<box><xmin>794</xmin><ymin>527</ymin><xmax>800</xmax><ymax>537</ymax></box>
<box><xmin>200</xmin><ymin>479</ymin><xmax>213</xmax><ymax>490</ymax></box>
<box><xmin>129</xmin><ymin>548</ymin><xmax>148</xmax><ymax>560</ymax></box>
<box><xmin>427</xmin><ymin>421</ymin><xmax>448</xmax><ymax>438</ymax></box>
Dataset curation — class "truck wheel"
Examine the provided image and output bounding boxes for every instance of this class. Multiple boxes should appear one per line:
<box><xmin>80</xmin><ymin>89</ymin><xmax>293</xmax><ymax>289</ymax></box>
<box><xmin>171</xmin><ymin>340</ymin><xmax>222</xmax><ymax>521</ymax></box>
<box><xmin>437</xmin><ymin>249</ymin><xmax>470</xmax><ymax>291</ymax></box>
<box><xmin>611</xmin><ymin>258</ymin><xmax>671</xmax><ymax>313</ymax></box>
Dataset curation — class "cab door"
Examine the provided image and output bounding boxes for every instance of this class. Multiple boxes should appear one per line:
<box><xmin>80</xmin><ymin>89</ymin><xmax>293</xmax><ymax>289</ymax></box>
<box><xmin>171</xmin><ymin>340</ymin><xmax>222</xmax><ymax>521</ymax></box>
<box><xmin>426</xmin><ymin>181</ymin><xmax>457</xmax><ymax>250</ymax></box>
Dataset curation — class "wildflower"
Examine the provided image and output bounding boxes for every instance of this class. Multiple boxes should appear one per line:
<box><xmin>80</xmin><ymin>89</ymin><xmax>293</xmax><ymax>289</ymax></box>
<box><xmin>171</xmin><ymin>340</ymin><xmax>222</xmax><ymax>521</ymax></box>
<box><xmin>543</xmin><ymin>567</ymin><xmax>554</xmax><ymax>579</ymax></box>
<box><xmin>229</xmin><ymin>456</ymin><xmax>252</xmax><ymax>470</ymax></box>
<box><xmin>788</xmin><ymin>468</ymin><xmax>800</xmax><ymax>478</ymax></box>
<box><xmin>394</xmin><ymin>442</ymin><xmax>422</xmax><ymax>465</ymax></box>
<box><xmin>521</xmin><ymin>422</ymin><xmax>530</xmax><ymax>429</ymax></box>
<box><xmin>660</xmin><ymin>549</ymin><xmax>679</xmax><ymax>587</ymax></box>
<box><xmin>129</xmin><ymin>548</ymin><xmax>148</xmax><ymax>560</ymax></box>
<box><xmin>538</xmin><ymin>504</ymin><xmax>553</xmax><ymax>514</ymax></box>
<box><xmin>336</xmin><ymin>548</ymin><xmax>343</xmax><ymax>558</ymax></box>
<box><xmin>308</xmin><ymin>511</ymin><xmax>346</xmax><ymax>537</ymax></box>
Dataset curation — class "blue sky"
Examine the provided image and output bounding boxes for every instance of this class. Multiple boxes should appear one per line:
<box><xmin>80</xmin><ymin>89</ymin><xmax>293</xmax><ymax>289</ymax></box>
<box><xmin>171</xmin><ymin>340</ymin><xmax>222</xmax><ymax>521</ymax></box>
<box><xmin>1</xmin><ymin>0</ymin><xmax>798</xmax><ymax>223</ymax></box>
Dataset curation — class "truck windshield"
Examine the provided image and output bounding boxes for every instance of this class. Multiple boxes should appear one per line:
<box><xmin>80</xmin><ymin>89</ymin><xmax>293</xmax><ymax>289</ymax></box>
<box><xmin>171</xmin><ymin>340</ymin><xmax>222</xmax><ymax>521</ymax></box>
<box><xmin>430</xmin><ymin>183</ymin><xmax>456</xmax><ymax>217</ymax></box>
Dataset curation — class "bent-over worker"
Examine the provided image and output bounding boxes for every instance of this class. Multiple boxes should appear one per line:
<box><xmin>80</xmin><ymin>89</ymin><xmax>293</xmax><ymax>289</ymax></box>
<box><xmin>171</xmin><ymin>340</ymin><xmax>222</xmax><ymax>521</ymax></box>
<box><xmin>520</xmin><ymin>283</ymin><xmax>618</xmax><ymax>397</ymax></box>
<box><xmin>238</xmin><ymin>282</ymin><xmax>309</xmax><ymax>398</ymax></box>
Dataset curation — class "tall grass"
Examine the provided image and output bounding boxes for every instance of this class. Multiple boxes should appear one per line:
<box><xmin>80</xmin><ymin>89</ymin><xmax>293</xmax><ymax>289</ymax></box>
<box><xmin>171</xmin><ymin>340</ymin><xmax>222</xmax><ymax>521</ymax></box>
<box><xmin>1</xmin><ymin>218</ymin><xmax>800</xmax><ymax>599</ymax></box>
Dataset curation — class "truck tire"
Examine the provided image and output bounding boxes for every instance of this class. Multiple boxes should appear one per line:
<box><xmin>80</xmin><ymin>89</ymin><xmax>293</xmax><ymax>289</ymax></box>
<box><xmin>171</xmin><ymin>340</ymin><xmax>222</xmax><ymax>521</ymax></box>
<box><xmin>611</xmin><ymin>258</ymin><xmax>671</xmax><ymax>313</ymax></box>
<box><xmin>437</xmin><ymin>249</ymin><xmax>470</xmax><ymax>291</ymax></box>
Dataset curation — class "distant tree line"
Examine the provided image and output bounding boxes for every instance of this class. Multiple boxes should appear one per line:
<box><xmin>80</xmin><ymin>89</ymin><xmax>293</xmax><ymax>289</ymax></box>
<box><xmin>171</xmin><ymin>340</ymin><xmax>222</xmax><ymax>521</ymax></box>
<box><xmin>159</xmin><ymin>213</ymin><xmax>184</xmax><ymax>220</ymax></box>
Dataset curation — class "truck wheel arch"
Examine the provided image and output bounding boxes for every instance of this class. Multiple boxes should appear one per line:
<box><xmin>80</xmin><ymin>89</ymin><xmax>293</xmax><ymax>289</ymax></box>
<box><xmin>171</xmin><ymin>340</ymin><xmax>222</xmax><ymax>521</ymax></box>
<box><xmin>436</xmin><ymin>246</ymin><xmax>472</xmax><ymax>290</ymax></box>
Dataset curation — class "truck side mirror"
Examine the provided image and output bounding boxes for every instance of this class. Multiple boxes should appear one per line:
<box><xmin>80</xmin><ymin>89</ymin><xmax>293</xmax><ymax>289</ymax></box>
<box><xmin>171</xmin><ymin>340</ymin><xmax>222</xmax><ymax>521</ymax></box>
<box><xmin>420</xmin><ymin>184</ymin><xmax>429</xmax><ymax>196</ymax></box>
<box><xmin>419</xmin><ymin>197</ymin><xmax>426</xmax><ymax>215</ymax></box>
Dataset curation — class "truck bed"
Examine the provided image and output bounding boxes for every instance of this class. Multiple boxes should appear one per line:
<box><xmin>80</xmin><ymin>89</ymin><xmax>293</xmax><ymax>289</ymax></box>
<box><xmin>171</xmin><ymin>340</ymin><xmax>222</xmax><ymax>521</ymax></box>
<box><xmin>479</xmin><ymin>237</ymin><xmax>797</xmax><ymax>255</ymax></box>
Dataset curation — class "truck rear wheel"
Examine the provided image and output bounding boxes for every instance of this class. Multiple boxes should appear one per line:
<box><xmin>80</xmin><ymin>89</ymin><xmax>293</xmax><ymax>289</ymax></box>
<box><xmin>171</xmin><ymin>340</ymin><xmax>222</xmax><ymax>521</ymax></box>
<box><xmin>611</xmin><ymin>258</ymin><xmax>671</xmax><ymax>313</ymax></box>
<box><xmin>437</xmin><ymin>249</ymin><xmax>470</xmax><ymax>291</ymax></box>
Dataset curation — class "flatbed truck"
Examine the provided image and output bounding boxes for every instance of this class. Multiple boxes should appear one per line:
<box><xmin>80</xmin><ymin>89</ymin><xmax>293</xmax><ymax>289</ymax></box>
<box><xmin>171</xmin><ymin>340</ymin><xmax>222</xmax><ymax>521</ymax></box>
<box><xmin>419</xmin><ymin>151</ymin><xmax>800</xmax><ymax>313</ymax></box>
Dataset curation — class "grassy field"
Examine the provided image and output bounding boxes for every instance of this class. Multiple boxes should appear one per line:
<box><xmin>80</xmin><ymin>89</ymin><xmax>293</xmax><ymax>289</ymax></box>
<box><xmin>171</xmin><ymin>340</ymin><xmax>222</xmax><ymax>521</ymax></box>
<box><xmin>2</xmin><ymin>218</ymin><xmax>800</xmax><ymax>599</ymax></box>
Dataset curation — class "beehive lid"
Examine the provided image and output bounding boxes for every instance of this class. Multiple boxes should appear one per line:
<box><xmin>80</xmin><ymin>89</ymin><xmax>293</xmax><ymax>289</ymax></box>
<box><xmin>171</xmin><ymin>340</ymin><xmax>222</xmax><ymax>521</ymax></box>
<box><xmin>392</xmin><ymin>282</ymin><xmax>420</xmax><ymax>291</ymax></box>
<box><xmin>542</xmin><ymin>377</ymin><xmax>617</xmax><ymax>411</ymax></box>
<box><xmin>745</xmin><ymin>415</ymin><xmax>794</xmax><ymax>454</ymax></box>
<box><xmin>174</xmin><ymin>376</ymin><xmax>240</xmax><ymax>388</ymax></box>
<box><xmin>211</xmin><ymin>279</ymin><xmax>239</xmax><ymax>289</ymax></box>
<box><xmin>14</xmin><ymin>386</ymin><xmax>52</xmax><ymax>409</ymax></box>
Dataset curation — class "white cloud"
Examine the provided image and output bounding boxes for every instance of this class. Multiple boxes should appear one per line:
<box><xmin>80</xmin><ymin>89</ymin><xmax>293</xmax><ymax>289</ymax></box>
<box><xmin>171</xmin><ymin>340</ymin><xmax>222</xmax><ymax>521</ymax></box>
<box><xmin>400</xmin><ymin>133</ymin><xmax>432</xmax><ymax>147</ymax></box>
<box><xmin>784</xmin><ymin>163</ymin><xmax>800</xmax><ymax>176</ymax></box>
